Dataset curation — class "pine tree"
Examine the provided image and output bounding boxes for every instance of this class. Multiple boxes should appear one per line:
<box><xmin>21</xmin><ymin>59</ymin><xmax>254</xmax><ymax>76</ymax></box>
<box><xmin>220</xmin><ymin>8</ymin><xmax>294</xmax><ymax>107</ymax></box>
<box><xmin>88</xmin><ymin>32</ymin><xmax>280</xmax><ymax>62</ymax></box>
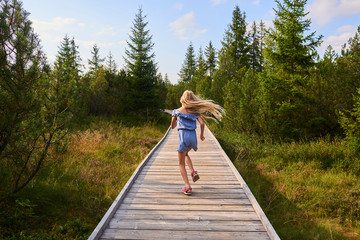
<box><xmin>265</xmin><ymin>0</ymin><xmax>323</xmax><ymax>74</ymax></box>
<box><xmin>248</xmin><ymin>21</ymin><xmax>262</xmax><ymax>71</ymax></box>
<box><xmin>211</xmin><ymin>5</ymin><xmax>249</xmax><ymax>105</ymax></box>
<box><xmin>106</xmin><ymin>51</ymin><xmax>118</xmax><ymax>74</ymax></box>
<box><xmin>338</xmin><ymin>27</ymin><xmax>360</xmax><ymax>139</ymax></box>
<box><xmin>124</xmin><ymin>7</ymin><xmax>160</xmax><ymax>115</ymax></box>
<box><xmin>53</xmin><ymin>35</ymin><xmax>82</xmax><ymax>114</ymax></box>
<box><xmin>195</xmin><ymin>47</ymin><xmax>210</xmax><ymax>98</ymax></box>
<box><xmin>178</xmin><ymin>42</ymin><xmax>196</xmax><ymax>86</ymax></box>
<box><xmin>88</xmin><ymin>44</ymin><xmax>105</xmax><ymax>74</ymax></box>
<box><xmin>0</xmin><ymin>0</ymin><xmax>46</xmax><ymax>158</ymax></box>
<box><xmin>0</xmin><ymin>0</ymin><xmax>73</xmax><ymax>193</ymax></box>
<box><xmin>205</xmin><ymin>41</ymin><xmax>217</xmax><ymax>80</ymax></box>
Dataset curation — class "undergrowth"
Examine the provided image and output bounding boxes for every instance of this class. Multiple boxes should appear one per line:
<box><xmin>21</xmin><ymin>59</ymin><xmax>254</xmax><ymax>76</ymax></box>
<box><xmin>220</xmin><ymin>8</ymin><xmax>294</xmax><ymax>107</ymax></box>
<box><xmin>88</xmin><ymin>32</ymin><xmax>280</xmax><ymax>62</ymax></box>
<box><xmin>211</xmin><ymin>124</ymin><xmax>360</xmax><ymax>240</ymax></box>
<box><xmin>0</xmin><ymin>114</ymin><xmax>171</xmax><ymax>239</ymax></box>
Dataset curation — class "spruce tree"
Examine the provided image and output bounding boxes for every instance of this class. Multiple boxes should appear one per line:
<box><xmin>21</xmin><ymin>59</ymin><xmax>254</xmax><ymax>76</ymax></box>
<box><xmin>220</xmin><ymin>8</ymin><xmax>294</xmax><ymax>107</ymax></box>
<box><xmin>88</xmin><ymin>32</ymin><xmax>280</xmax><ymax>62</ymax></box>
<box><xmin>88</xmin><ymin>44</ymin><xmax>105</xmax><ymax>74</ymax></box>
<box><xmin>265</xmin><ymin>0</ymin><xmax>322</xmax><ymax>74</ymax></box>
<box><xmin>0</xmin><ymin>0</ymin><xmax>46</xmax><ymax>158</ymax></box>
<box><xmin>248</xmin><ymin>21</ymin><xmax>262</xmax><ymax>71</ymax></box>
<box><xmin>178</xmin><ymin>42</ymin><xmax>196</xmax><ymax>85</ymax></box>
<box><xmin>205</xmin><ymin>41</ymin><xmax>216</xmax><ymax>80</ymax></box>
<box><xmin>124</xmin><ymin>7</ymin><xmax>159</xmax><ymax>114</ymax></box>
<box><xmin>0</xmin><ymin>0</ymin><xmax>74</xmax><ymax>193</ymax></box>
<box><xmin>106</xmin><ymin>51</ymin><xmax>118</xmax><ymax>74</ymax></box>
<box><xmin>257</xmin><ymin>0</ymin><xmax>325</xmax><ymax>139</ymax></box>
<box><xmin>52</xmin><ymin>35</ymin><xmax>82</xmax><ymax>114</ymax></box>
<box><xmin>211</xmin><ymin>5</ymin><xmax>249</xmax><ymax>105</ymax></box>
<box><xmin>195</xmin><ymin>47</ymin><xmax>210</xmax><ymax>98</ymax></box>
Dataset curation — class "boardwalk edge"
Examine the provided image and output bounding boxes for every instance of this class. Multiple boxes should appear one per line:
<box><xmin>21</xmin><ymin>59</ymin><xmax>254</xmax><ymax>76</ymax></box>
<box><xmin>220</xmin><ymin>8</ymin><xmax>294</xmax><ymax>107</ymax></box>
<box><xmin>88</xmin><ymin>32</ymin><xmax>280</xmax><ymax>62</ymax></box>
<box><xmin>87</xmin><ymin>127</ymin><xmax>172</xmax><ymax>240</ymax></box>
<box><xmin>206</xmin><ymin>125</ymin><xmax>281</xmax><ymax>240</ymax></box>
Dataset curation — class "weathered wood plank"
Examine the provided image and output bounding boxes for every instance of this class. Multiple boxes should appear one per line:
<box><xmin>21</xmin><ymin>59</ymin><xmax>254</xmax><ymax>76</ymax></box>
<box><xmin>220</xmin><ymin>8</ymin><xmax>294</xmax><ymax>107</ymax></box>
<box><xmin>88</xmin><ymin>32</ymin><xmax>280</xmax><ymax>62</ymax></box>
<box><xmin>126</xmin><ymin>192</ymin><xmax>247</xmax><ymax>199</ymax></box>
<box><xmin>122</xmin><ymin>197</ymin><xmax>251</xmax><ymax>205</ymax></box>
<box><xmin>129</xmin><ymin>187</ymin><xmax>245</xmax><ymax>194</ymax></box>
<box><xmin>118</xmin><ymin>203</ymin><xmax>254</xmax><ymax>212</ymax></box>
<box><xmin>131</xmin><ymin>183</ymin><xmax>242</xmax><ymax>189</ymax></box>
<box><xmin>134</xmin><ymin>179</ymin><xmax>241</xmax><ymax>185</ymax></box>
<box><xmin>114</xmin><ymin>210</ymin><xmax>261</xmax><ymax>221</ymax></box>
<box><xmin>100</xmin><ymin>229</ymin><xmax>270</xmax><ymax>240</ymax></box>
<box><xmin>108</xmin><ymin>219</ymin><xmax>266</xmax><ymax>232</ymax></box>
<box><xmin>137</xmin><ymin>174</ymin><xmax>237</xmax><ymax>181</ymax></box>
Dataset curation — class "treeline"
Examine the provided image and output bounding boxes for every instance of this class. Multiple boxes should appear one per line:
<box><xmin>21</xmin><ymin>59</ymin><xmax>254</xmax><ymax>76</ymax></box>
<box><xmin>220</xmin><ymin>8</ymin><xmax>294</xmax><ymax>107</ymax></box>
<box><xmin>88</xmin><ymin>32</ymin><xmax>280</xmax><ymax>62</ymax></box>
<box><xmin>1</xmin><ymin>0</ymin><xmax>360</xmax><ymax>194</ymax></box>
<box><xmin>0</xmin><ymin>1</ymin><xmax>166</xmax><ymax>193</ymax></box>
<box><xmin>167</xmin><ymin>1</ymin><xmax>360</xmax><ymax>143</ymax></box>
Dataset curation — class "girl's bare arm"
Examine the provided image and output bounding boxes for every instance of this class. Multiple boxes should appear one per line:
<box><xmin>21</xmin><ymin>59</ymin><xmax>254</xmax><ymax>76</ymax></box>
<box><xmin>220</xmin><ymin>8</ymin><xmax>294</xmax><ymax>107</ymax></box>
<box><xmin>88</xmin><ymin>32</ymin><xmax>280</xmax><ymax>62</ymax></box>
<box><xmin>171</xmin><ymin>116</ymin><xmax>177</xmax><ymax>129</ymax></box>
<box><xmin>198</xmin><ymin>116</ymin><xmax>205</xmax><ymax>141</ymax></box>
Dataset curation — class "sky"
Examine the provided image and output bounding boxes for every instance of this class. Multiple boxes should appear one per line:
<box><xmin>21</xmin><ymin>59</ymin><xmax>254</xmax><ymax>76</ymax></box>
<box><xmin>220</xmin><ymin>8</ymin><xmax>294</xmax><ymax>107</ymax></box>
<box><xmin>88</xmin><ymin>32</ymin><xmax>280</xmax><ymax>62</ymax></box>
<box><xmin>22</xmin><ymin>0</ymin><xmax>360</xmax><ymax>84</ymax></box>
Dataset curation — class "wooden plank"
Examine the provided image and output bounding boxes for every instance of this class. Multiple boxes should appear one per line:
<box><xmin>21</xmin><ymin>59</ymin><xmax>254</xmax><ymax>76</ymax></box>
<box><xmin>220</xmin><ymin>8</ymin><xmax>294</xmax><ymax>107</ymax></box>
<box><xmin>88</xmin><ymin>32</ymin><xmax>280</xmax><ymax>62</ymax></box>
<box><xmin>131</xmin><ymin>183</ymin><xmax>242</xmax><ymax>189</ymax></box>
<box><xmin>126</xmin><ymin>192</ymin><xmax>247</xmax><ymax>199</ymax></box>
<box><xmin>114</xmin><ymin>210</ymin><xmax>261</xmax><ymax>221</ymax></box>
<box><xmin>139</xmin><ymin>171</ymin><xmax>232</xmax><ymax>175</ymax></box>
<box><xmin>142</xmin><ymin>169</ymin><xmax>232</xmax><ymax>173</ymax></box>
<box><xmin>137</xmin><ymin>175</ymin><xmax>237</xmax><ymax>181</ymax></box>
<box><xmin>152</xmin><ymin>156</ymin><xmax>224</xmax><ymax>159</ymax></box>
<box><xmin>122</xmin><ymin>197</ymin><xmax>251</xmax><ymax>205</ymax></box>
<box><xmin>129</xmin><ymin>187</ymin><xmax>245</xmax><ymax>194</ymax></box>
<box><xmin>134</xmin><ymin>179</ymin><xmax>241</xmax><ymax>185</ymax></box>
<box><xmin>142</xmin><ymin>165</ymin><xmax>229</xmax><ymax>170</ymax></box>
<box><xmin>119</xmin><ymin>202</ymin><xmax>253</xmax><ymax>211</ymax></box>
<box><xmin>108</xmin><ymin>219</ymin><xmax>266</xmax><ymax>232</ymax></box>
<box><xmin>100</xmin><ymin>229</ymin><xmax>270</xmax><ymax>240</ymax></box>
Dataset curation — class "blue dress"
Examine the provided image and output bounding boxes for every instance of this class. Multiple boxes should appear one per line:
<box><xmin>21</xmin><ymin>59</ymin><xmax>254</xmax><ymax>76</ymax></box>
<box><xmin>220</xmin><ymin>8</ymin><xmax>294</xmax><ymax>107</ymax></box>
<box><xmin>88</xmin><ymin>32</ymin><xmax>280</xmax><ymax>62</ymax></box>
<box><xmin>172</xmin><ymin>109</ymin><xmax>199</xmax><ymax>152</ymax></box>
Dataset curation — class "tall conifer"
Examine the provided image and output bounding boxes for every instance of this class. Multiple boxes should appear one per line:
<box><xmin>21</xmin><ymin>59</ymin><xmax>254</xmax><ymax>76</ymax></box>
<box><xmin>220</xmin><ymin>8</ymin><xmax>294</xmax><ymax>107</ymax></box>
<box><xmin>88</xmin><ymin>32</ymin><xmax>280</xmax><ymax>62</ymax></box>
<box><xmin>178</xmin><ymin>42</ymin><xmax>196</xmax><ymax>85</ymax></box>
<box><xmin>205</xmin><ymin>41</ymin><xmax>216</xmax><ymax>80</ymax></box>
<box><xmin>211</xmin><ymin>5</ymin><xmax>249</xmax><ymax>105</ymax></box>
<box><xmin>88</xmin><ymin>44</ymin><xmax>105</xmax><ymax>74</ymax></box>
<box><xmin>265</xmin><ymin>0</ymin><xmax>322</xmax><ymax>74</ymax></box>
<box><xmin>124</xmin><ymin>7</ymin><xmax>159</xmax><ymax>114</ymax></box>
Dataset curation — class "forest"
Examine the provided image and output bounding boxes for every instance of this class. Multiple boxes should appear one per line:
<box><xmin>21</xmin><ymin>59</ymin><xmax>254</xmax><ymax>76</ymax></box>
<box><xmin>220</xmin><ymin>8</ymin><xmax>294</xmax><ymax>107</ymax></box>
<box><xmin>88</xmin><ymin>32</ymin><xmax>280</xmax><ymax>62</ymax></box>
<box><xmin>0</xmin><ymin>0</ymin><xmax>359</xmax><ymax>239</ymax></box>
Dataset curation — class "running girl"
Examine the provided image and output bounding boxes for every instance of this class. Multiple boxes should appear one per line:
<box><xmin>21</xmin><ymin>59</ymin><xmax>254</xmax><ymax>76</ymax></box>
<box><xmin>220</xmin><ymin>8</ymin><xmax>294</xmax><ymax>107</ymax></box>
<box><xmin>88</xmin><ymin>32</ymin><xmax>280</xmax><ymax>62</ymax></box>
<box><xmin>171</xmin><ymin>90</ymin><xmax>225</xmax><ymax>195</ymax></box>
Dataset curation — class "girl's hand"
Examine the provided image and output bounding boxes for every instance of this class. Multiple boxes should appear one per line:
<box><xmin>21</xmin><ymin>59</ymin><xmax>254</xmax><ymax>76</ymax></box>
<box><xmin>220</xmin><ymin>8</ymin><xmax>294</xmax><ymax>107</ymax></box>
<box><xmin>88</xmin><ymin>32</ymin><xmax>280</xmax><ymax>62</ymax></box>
<box><xmin>200</xmin><ymin>135</ymin><xmax>205</xmax><ymax>141</ymax></box>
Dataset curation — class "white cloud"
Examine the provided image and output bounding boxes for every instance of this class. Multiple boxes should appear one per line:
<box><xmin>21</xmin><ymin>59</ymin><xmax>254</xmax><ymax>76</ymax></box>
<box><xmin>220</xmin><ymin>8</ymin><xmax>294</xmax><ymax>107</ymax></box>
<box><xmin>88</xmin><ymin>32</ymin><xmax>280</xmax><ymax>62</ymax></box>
<box><xmin>32</xmin><ymin>17</ymin><xmax>76</xmax><ymax>31</ymax></box>
<box><xmin>307</xmin><ymin>0</ymin><xmax>360</xmax><ymax>26</ymax></box>
<box><xmin>319</xmin><ymin>25</ymin><xmax>357</xmax><ymax>54</ymax></box>
<box><xmin>211</xmin><ymin>0</ymin><xmax>227</xmax><ymax>6</ymax></box>
<box><xmin>252</xmin><ymin>0</ymin><xmax>260</xmax><ymax>5</ymax></box>
<box><xmin>261</xmin><ymin>20</ymin><xmax>274</xmax><ymax>30</ymax></box>
<box><xmin>169</xmin><ymin>11</ymin><xmax>208</xmax><ymax>40</ymax></box>
<box><xmin>78</xmin><ymin>23</ymin><xmax>86</xmax><ymax>31</ymax></box>
<box><xmin>118</xmin><ymin>40</ymin><xmax>127</xmax><ymax>45</ymax></box>
<box><xmin>174</xmin><ymin>3</ymin><xmax>183</xmax><ymax>10</ymax></box>
<box><xmin>335</xmin><ymin>25</ymin><xmax>356</xmax><ymax>34</ymax></box>
<box><xmin>96</xmin><ymin>27</ymin><xmax>116</xmax><ymax>36</ymax></box>
<box><xmin>79</xmin><ymin>40</ymin><xmax>114</xmax><ymax>49</ymax></box>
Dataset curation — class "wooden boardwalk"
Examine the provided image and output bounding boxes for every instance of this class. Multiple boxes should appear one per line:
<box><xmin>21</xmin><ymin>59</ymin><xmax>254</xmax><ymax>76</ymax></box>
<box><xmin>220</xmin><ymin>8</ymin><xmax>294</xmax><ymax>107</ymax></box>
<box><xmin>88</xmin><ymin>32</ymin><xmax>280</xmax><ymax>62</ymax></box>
<box><xmin>88</xmin><ymin>124</ymin><xmax>280</xmax><ymax>240</ymax></box>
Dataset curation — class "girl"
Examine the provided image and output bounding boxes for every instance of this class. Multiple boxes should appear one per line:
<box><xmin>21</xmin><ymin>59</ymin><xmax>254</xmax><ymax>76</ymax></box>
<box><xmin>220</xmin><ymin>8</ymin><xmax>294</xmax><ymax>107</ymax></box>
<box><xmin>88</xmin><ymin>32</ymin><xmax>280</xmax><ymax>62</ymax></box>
<box><xmin>171</xmin><ymin>90</ymin><xmax>225</xmax><ymax>195</ymax></box>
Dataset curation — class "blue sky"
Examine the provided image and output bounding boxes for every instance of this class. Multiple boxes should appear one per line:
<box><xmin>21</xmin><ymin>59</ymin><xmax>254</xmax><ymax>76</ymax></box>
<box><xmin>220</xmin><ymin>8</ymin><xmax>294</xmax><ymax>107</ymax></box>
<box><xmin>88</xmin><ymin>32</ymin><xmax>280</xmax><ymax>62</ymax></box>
<box><xmin>23</xmin><ymin>0</ymin><xmax>360</xmax><ymax>83</ymax></box>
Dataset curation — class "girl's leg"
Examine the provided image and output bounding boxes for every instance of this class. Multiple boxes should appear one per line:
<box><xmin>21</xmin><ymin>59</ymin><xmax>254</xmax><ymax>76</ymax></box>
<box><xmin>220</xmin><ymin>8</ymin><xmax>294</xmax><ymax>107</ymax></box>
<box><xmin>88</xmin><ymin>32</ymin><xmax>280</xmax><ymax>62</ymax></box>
<box><xmin>178</xmin><ymin>151</ymin><xmax>191</xmax><ymax>188</ymax></box>
<box><xmin>185</xmin><ymin>150</ymin><xmax>195</xmax><ymax>172</ymax></box>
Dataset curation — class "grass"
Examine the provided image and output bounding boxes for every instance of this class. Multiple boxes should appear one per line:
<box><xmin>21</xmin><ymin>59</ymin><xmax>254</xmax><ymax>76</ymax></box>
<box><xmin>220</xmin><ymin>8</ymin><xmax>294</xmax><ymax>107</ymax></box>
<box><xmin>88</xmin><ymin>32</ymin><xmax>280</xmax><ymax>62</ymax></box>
<box><xmin>211</xmin><ymin>124</ymin><xmax>360</xmax><ymax>240</ymax></box>
<box><xmin>0</xmin><ymin>114</ymin><xmax>171</xmax><ymax>239</ymax></box>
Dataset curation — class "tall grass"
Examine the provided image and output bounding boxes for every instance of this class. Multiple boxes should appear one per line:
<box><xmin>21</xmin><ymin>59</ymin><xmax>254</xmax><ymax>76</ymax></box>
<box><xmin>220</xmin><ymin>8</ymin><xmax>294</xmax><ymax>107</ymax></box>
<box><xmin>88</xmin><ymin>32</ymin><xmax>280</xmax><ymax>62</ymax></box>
<box><xmin>0</xmin><ymin>115</ymin><xmax>170</xmax><ymax>239</ymax></box>
<box><xmin>212</xmin><ymin>125</ymin><xmax>360</xmax><ymax>240</ymax></box>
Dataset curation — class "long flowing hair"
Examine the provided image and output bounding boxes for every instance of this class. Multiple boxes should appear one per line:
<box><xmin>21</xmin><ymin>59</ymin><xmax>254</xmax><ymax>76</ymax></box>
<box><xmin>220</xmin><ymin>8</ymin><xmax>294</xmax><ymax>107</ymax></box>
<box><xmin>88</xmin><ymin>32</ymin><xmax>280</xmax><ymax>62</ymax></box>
<box><xmin>180</xmin><ymin>90</ymin><xmax>225</xmax><ymax>122</ymax></box>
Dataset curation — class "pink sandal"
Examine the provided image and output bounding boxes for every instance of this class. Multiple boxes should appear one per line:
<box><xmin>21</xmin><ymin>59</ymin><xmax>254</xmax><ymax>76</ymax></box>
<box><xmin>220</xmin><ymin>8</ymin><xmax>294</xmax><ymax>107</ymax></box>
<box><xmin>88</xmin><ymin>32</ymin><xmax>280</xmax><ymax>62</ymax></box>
<box><xmin>191</xmin><ymin>171</ymin><xmax>200</xmax><ymax>182</ymax></box>
<box><xmin>182</xmin><ymin>186</ymin><xmax>192</xmax><ymax>195</ymax></box>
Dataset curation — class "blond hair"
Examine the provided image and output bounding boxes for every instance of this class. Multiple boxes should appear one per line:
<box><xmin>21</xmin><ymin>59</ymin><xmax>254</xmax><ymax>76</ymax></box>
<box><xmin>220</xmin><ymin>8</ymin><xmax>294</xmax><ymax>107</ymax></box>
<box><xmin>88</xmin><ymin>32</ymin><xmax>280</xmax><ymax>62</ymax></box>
<box><xmin>180</xmin><ymin>90</ymin><xmax>225</xmax><ymax>122</ymax></box>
